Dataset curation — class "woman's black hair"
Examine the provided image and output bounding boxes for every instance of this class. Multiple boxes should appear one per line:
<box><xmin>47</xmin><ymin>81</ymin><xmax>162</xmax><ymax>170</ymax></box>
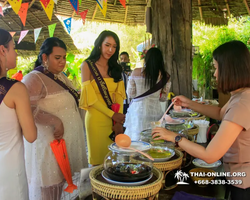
<box><xmin>34</xmin><ymin>37</ymin><xmax>67</xmax><ymax>68</ymax></box>
<box><xmin>213</xmin><ymin>40</ymin><xmax>250</xmax><ymax>93</ymax></box>
<box><xmin>143</xmin><ymin>47</ymin><xmax>168</xmax><ymax>88</ymax></box>
<box><xmin>0</xmin><ymin>28</ymin><xmax>12</xmax><ymax>75</ymax></box>
<box><xmin>86</xmin><ymin>30</ymin><xmax>122</xmax><ymax>82</ymax></box>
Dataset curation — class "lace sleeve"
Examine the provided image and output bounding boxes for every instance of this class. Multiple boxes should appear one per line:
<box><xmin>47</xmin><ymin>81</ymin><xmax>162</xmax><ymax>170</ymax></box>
<box><xmin>22</xmin><ymin>72</ymin><xmax>63</xmax><ymax>127</ymax></box>
<box><xmin>126</xmin><ymin>77</ymin><xmax>136</xmax><ymax>98</ymax></box>
<box><xmin>159</xmin><ymin>80</ymin><xmax>171</xmax><ymax>102</ymax></box>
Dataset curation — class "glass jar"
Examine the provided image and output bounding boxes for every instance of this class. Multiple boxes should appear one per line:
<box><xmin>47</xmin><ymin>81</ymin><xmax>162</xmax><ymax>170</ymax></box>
<box><xmin>104</xmin><ymin>142</ymin><xmax>153</xmax><ymax>182</ymax></box>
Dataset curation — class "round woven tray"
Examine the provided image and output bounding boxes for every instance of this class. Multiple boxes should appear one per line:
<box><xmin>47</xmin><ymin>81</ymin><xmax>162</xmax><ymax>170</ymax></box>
<box><xmin>185</xmin><ymin>115</ymin><xmax>206</xmax><ymax>121</ymax></box>
<box><xmin>89</xmin><ymin>165</ymin><xmax>163</xmax><ymax>200</ymax></box>
<box><xmin>187</xmin><ymin>124</ymin><xmax>199</xmax><ymax>136</ymax></box>
<box><xmin>153</xmin><ymin>149</ymin><xmax>183</xmax><ymax>171</ymax></box>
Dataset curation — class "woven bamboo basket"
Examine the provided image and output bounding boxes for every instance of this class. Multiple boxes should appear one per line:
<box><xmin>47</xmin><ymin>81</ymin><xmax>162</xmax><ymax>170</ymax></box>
<box><xmin>187</xmin><ymin>125</ymin><xmax>199</xmax><ymax>136</ymax></box>
<box><xmin>89</xmin><ymin>165</ymin><xmax>163</xmax><ymax>200</ymax></box>
<box><xmin>185</xmin><ymin>115</ymin><xmax>206</xmax><ymax>122</ymax></box>
<box><xmin>153</xmin><ymin>149</ymin><xmax>183</xmax><ymax>171</ymax></box>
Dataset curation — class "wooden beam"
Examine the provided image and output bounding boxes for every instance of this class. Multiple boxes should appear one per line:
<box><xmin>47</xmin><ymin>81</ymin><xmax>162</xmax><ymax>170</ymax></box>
<box><xmin>243</xmin><ymin>0</ymin><xmax>250</xmax><ymax>15</ymax></box>
<box><xmin>198</xmin><ymin>0</ymin><xmax>203</xmax><ymax>20</ymax></box>
<box><xmin>28</xmin><ymin>0</ymin><xmax>36</xmax><ymax>9</ymax></box>
<box><xmin>30</xmin><ymin>11</ymin><xmax>46</xmax><ymax>27</ymax></box>
<box><xmin>224</xmin><ymin>0</ymin><xmax>231</xmax><ymax>16</ymax></box>
<box><xmin>92</xmin><ymin>4</ymin><xmax>98</xmax><ymax>20</ymax></box>
<box><xmin>124</xmin><ymin>6</ymin><xmax>128</xmax><ymax>23</ymax></box>
<box><xmin>114</xmin><ymin>0</ymin><xmax>117</xmax><ymax>6</ymax></box>
<box><xmin>71</xmin><ymin>10</ymin><xmax>75</xmax><ymax>18</ymax></box>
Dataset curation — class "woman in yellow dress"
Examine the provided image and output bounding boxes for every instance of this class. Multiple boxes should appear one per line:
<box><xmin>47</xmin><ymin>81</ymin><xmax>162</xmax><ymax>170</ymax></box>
<box><xmin>80</xmin><ymin>30</ymin><xmax>126</xmax><ymax>165</ymax></box>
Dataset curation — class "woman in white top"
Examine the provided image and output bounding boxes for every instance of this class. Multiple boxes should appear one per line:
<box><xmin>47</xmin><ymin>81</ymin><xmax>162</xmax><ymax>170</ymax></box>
<box><xmin>0</xmin><ymin>28</ymin><xmax>37</xmax><ymax>200</ymax></box>
<box><xmin>124</xmin><ymin>47</ymin><xmax>171</xmax><ymax>141</ymax></box>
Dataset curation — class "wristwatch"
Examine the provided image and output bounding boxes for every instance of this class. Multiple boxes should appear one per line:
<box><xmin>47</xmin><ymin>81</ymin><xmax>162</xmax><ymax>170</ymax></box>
<box><xmin>175</xmin><ymin>135</ymin><xmax>183</xmax><ymax>147</ymax></box>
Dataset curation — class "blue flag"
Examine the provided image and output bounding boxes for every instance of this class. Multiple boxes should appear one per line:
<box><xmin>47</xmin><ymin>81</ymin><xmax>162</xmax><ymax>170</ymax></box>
<box><xmin>63</xmin><ymin>17</ymin><xmax>72</xmax><ymax>34</ymax></box>
<box><xmin>68</xmin><ymin>0</ymin><xmax>78</xmax><ymax>13</ymax></box>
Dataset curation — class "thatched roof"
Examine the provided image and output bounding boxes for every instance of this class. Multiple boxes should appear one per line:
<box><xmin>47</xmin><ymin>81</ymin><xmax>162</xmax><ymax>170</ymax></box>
<box><xmin>0</xmin><ymin>0</ymin><xmax>250</xmax><ymax>56</ymax></box>
<box><xmin>0</xmin><ymin>7</ymin><xmax>80</xmax><ymax>56</ymax></box>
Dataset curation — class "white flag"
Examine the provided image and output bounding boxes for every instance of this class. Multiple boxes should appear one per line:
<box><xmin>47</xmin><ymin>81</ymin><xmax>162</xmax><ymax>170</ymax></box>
<box><xmin>18</xmin><ymin>30</ymin><xmax>29</xmax><ymax>44</ymax></box>
<box><xmin>34</xmin><ymin>28</ymin><xmax>42</xmax><ymax>43</ymax></box>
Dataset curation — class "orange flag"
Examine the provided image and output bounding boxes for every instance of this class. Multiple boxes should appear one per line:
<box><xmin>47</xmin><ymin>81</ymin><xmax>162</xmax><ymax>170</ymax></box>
<box><xmin>18</xmin><ymin>3</ymin><xmax>29</xmax><ymax>26</ymax></box>
<box><xmin>10</xmin><ymin>32</ymin><xmax>16</xmax><ymax>37</ymax></box>
<box><xmin>0</xmin><ymin>6</ymin><xmax>4</xmax><ymax>16</ymax></box>
<box><xmin>119</xmin><ymin>0</ymin><xmax>126</xmax><ymax>8</ymax></box>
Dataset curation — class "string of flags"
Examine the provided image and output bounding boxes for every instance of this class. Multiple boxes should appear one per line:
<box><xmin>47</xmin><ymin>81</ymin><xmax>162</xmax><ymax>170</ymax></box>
<box><xmin>0</xmin><ymin>0</ymin><xmax>126</xmax><ymax>43</ymax></box>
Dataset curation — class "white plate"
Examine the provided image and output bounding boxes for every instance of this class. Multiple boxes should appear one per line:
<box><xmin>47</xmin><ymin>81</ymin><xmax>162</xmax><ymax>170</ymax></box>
<box><xmin>165</xmin><ymin>118</ymin><xmax>185</xmax><ymax>125</ymax></box>
<box><xmin>192</xmin><ymin>158</ymin><xmax>222</xmax><ymax>168</ymax></box>
<box><xmin>101</xmin><ymin>171</ymin><xmax>153</xmax><ymax>186</ymax></box>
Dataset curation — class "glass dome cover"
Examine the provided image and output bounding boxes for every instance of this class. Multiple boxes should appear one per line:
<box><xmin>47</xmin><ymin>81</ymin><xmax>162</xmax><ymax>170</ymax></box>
<box><xmin>104</xmin><ymin>141</ymin><xmax>153</xmax><ymax>182</ymax></box>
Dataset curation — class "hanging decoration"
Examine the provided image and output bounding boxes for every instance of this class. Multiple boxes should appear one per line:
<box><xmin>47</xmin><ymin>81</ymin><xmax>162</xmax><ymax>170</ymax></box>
<box><xmin>79</xmin><ymin>9</ymin><xmax>88</xmax><ymax>25</ymax></box>
<box><xmin>34</xmin><ymin>27</ymin><xmax>42</xmax><ymax>43</ymax></box>
<box><xmin>97</xmin><ymin>0</ymin><xmax>107</xmax><ymax>17</ymax></box>
<box><xmin>63</xmin><ymin>17</ymin><xmax>72</xmax><ymax>34</ymax></box>
<box><xmin>48</xmin><ymin>23</ymin><xmax>56</xmax><ymax>37</ymax></box>
<box><xmin>18</xmin><ymin>30</ymin><xmax>29</xmax><ymax>44</ymax></box>
<box><xmin>18</xmin><ymin>3</ymin><xmax>29</xmax><ymax>26</ymax></box>
<box><xmin>10</xmin><ymin>32</ymin><xmax>16</xmax><ymax>37</ymax></box>
<box><xmin>119</xmin><ymin>0</ymin><xmax>126</xmax><ymax>8</ymax></box>
<box><xmin>78</xmin><ymin>0</ymin><xmax>82</xmax><ymax>6</ymax></box>
<box><xmin>0</xmin><ymin>6</ymin><xmax>4</xmax><ymax>16</ymax></box>
<box><xmin>41</xmin><ymin>0</ymin><xmax>54</xmax><ymax>21</ymax></box>
<box><xmin>7</xmin><ymin>0</ymin><xmax>22</xmax><ymax>14</ymax></box>
<box><xmin>53</xmin><ymin>0</ymin><xmax>57</xmax><ymax>4</ymax></box>
<box><xmin>40</xmin><ymin>0</ymin><xmax>50</xmax><ymax>9</ymax></box>
<box><xmin>68</xmin><ymin>0</ymin><xmax>79</xmax><ymax>14</ymax></box>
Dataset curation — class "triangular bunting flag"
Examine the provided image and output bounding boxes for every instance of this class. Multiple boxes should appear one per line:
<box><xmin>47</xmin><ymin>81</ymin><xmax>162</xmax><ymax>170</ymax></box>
<box><xmin>80</xmin><ymin>9</ymin><xmax>88</xmax><ymax>25</ymax></box>
<box><xmin>8</xmin><ymin>0</ymin><xmax>22</xmax><ymax>14</ymax></box>
<box><xmin>79</xmin><ymin>0</ymin><xmax>81</xmax><ymax>6</ymax></box>
<box><xmin>97</xmin><ymin>0</ymin><xmax>107</xmax><ymax>17</ymax></box>
<box><xmin>10</xmin><ymin>32</ymin><xmax>16</xmax><ymax>37</ymax></box>
<box><xmin>53</xmin><ymin>0</ymin><xmax>57</xmax><ymax>4</ymax></box>
<box><xmin>63</xmin><ymin>17</ymin><xmax>72</xmax><ymax>34</ymax></box>
<box><xmin>40</xmin><ymin>0</ymin><xmax>50</xmax><ymax>9</ymax></box>
<box><xmin>48</xmin><ymin>23</ymin><xmax>56</xmax><ymax>37</ymax></box>
<box><xmin>34</xmin><ymin>27</ymin><xmax>42</xmax><ymax>43</ymax></box>
<box><xmin>96</xmin><ymin>0</ymin><xmax>103</xmax><ymax>9</ymax></box>
<box><xmin>0</xmin><ymin>6</ymin><xmax>4</xmax><ymax>16</ymax></box>
<box><xmin>119</xmin><ymin>0</ymin><xmax>126</xmax><ymax>8</ymax></box>
<box><xmin>41</xmin><ymin>0</ymin><xmax>54</xmax><ymax>21</ymax></box>
<box><xmin>18</xmin><ymin>30</ymin><xmax>29</xmax><ymax>44</ymax></box>
<box><xmin>68</xmin><ymin>0</ymin><xmax>78</xmax><ymax>14</ymax></box>
<box><xmin>18</xmin><ymin>3</ymin><xmax>29</xmax><ymax>26</ymax></box>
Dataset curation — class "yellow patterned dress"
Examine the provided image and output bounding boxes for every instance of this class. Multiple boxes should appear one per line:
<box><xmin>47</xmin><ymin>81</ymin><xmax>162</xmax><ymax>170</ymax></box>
<box><xmin>80</xmin><ymin>78</ymin><xmax>126</xmax><ymax>165</ymax></box>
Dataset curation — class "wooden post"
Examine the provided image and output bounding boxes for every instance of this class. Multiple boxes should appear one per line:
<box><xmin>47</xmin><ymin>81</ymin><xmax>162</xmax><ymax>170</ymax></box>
<box><xmin>124</xmin><ymin>6</ymin><xmax>128</xmax><ymax>23</ymax></box>
<box><xmin>243</xmin><ymin>0</ymin><xmax>250</xmax><ymax>15</ymax></box>
<box><xmin>151</xmin><ymin>0</ymin><xmax>192</xmax><ymax>98</ymax></box>
<box><xmin>198</xmin><ymin>0</ymin><xmax>203</xmax><ymax>20</ymax></box>
<box><xmin>92</xmin><ymin>4</ymin><xmax>98</xmax><ymax>20</ymax></box>
<box><xmin>224</xmin><ymin>0</ymin><xmax>231</xmax><ymax>17</ymax></box>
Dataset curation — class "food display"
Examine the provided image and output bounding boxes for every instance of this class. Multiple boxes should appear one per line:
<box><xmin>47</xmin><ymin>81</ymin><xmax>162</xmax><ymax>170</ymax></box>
<box><xmin>147</xmin><ymin>148</ymin><xmax>172</xmax><ymax>158</ymax></box>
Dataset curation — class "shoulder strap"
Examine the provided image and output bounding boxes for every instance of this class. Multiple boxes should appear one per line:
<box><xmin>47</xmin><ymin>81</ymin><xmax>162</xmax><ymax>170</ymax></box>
<box><xmin>34</xmin><ymin>66</ymin><xmax>79</xmax><ymax>106</ymax></box>
<box><xmin>0</xmin><ymin>77</ymin><xmax>19</xmax><ymax>104</ymax></box>
<box><xmin>86</xmin><ymin>60</ymin><xmax>113</xmax><ymax>109</ymax></box>
<box><xmin>133</xmin><ymin>73</ymin><xmax>170</xmax><ymax>101</ymax></box>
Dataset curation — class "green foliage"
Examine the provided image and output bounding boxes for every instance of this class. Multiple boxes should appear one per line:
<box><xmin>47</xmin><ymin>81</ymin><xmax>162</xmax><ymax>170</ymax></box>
<box><xmin>192</xmin><ymin>17</ymin><xmax>250</xmax><ymax>98</ymax></box>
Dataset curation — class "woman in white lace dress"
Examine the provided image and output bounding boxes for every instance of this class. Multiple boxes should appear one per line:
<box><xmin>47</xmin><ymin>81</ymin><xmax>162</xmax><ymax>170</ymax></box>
<box><xmin>22</xmin><ymin>38</ymin><xmax>88</xmax><ymax>200</ymax></box>
<box><xmin>124</xmin><ymin>47</ymin><xmax>171</xmax><ymax>141</ymax></box>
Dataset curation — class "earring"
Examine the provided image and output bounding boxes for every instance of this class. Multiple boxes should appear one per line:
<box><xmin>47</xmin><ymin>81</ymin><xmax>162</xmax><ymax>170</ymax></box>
<box><xmin>6</xmin><ymin>67</ymin><xmax>8</xmax><ymax>71</ymax></box>
<box><xmin>43</xmin><ymin>61</ymin><xmax>48</xmax><ymax>70</ymax></box>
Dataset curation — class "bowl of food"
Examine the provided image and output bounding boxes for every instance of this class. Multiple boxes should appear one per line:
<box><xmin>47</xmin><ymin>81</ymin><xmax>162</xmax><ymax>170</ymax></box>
<box><xmin>189</xmin><ymin>168</ymin><xmax>216</xmax><ymax>187</ymax></box>
<box><xmin>141</xmin><ymin>146</ymin><xmax>175</xmax><ymax>162</ymax></box>
<box><xmin>192</xmin><ymin>158</ymin><xmax>222</xmax><ymax>170</ymax></box>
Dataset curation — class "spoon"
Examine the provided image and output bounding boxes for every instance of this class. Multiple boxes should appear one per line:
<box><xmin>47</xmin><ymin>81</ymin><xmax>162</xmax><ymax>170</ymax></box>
<box><xmin>159</xmin><ymin>99</ymin><xmax>177</xmax><ymax>123</ymax></box>
<box><xmin>115</xmin><ymin>134</ymin><xmax>154</xmax><ymax>161</ymax></box>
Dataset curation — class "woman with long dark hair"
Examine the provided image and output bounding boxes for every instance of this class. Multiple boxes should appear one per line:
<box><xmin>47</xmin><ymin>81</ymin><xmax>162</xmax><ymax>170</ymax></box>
<box><xmin>124</xmin><ymin>47</ymin><xmax>171</xmax><ymax>141</ymax></box>
<box><xmin>0</xmin><ymin>28</ymin><xmax>37</xmax><ymax>200</ymax></box>
<box><xmin>80</xmin><ymin>30</ymin><xmax>126</xmax><ymax>165</ymax></box>
<box><xmin>22</xmin><ymin>37</ymin><xmax>87</xmax><ymax>200</ymax></box>
<box><xmin>153</xmin><ymin>41</ymin><xmax>250</xmax><ymax>200</ymax></box>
